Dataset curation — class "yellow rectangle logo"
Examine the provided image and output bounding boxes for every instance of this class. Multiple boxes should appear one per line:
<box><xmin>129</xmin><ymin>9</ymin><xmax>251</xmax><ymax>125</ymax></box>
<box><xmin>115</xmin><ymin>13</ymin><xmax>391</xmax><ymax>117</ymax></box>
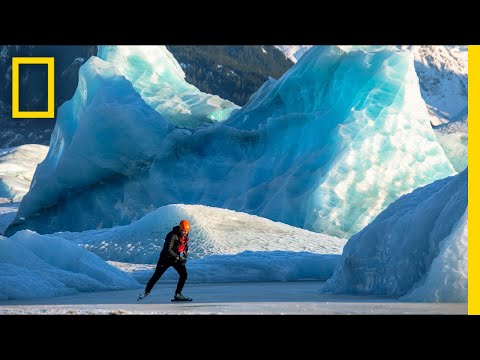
<box><xmin>12</xmin><ymin>57</ymin><xmax>55</xmax><ymax>118</ymax></box>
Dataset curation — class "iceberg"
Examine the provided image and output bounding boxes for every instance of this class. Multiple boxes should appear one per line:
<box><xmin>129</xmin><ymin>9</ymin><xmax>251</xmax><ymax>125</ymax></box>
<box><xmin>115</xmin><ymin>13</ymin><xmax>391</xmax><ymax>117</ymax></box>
<box><xmin>97</xmin><ymin>46</ymin><xmax>239</xmax><ymax>127</ymax></box>
<box><xmin>225</xmin><ymin>46</ymin><xmax>456</xmax><ymax>237</ymax></box>
<box><xmin>278</xmin><ymin>45</ymin><xmax>469</xmax><ymax>126</ymax></box>
<box><xmin>401</xmin><ymin>208</ymin><xmax>467</xmax><ymax>302</ymax></box>
<box><xmin>0</xmin><ymin>230</ymin><xmax>140</xmax><ymax>300</ymax></box>
<box><xmin>322</xmin><ymin>168</ymin><xmax>467</xmax><ymax>302</ymax></box>
<box><xmin>6</xmin><ymin>46</ymin><xmax>455</xmax><ymax>238</ymax></box>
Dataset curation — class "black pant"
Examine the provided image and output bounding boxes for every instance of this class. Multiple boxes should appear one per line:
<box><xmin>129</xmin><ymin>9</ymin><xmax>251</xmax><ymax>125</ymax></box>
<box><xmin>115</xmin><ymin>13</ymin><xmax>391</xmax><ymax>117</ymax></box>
<box><xmin>145</xmin><ymin>258</ymin><xmax>188</xmax><ymax>295</ymax></box>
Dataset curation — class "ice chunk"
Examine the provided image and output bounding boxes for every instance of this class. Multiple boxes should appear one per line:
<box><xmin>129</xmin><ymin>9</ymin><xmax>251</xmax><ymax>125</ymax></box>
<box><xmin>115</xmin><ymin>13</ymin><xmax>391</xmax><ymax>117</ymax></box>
<box><xmin>226</xmin><ymin>46</ymin><xmax>456</xmax><ymax>237</ymax></box>
<box><xmin>97</xmin><ymin>46</ymin><xmax>239</xmax><ymax>127</ymax></box>
<box><xmin>322</xmin><ymin>168</ymin><xmax>467</xmax><ymax>302</ymax></box>
<box><xmin>0</xmin><ymin>230</ymin><xmax>140</xmax><ymax>300</ymax></box>
<box><xmin>280</xmin><ymin>45</ymin><xmax>468</xmax><ymax>126</ymax></box>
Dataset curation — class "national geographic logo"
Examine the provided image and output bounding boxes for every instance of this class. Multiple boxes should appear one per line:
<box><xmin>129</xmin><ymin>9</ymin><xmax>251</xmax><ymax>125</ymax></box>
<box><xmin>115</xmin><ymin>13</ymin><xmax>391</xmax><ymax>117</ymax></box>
<box><xmin>11</xmin><ymin>57</ymin><xmax>55</xmax><ymax>118</ymax></box>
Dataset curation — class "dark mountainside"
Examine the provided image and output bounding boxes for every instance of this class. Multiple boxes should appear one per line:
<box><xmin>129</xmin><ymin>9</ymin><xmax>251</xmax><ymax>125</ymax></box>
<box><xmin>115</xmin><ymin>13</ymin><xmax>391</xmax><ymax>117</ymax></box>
<box><xmin>166</xmin><ymin>45</ymin><xmax>293</xmax><ymax>106</ymax></box>
<box><xmin>0</xmin><ymin>45</ymin><xmax>293</xmax><ymax>148</ymax></box>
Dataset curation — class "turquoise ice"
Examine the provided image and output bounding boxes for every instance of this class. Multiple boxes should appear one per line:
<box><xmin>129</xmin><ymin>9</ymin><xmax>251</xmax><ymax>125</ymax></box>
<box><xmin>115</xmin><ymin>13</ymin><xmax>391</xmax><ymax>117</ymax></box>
<box><xmin>322</xmin><ymin>168</ymin><xmax>467</xmax><ymax>302</ymax></box>
<box><xmin>97</xmin><ymin>46</ymin><xmax>239</xmax><ymax>127</ymax></box>
<box><xmin>6</xmin><ymin>46</ymin><xmax>456</xmax><ymax>238</ymax></box>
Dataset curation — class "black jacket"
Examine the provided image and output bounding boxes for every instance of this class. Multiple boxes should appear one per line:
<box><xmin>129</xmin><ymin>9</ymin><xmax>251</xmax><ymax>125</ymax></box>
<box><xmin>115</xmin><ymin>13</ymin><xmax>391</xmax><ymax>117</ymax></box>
<box><xmin>160</xmin><ymin>226</ymin><xmax>189</xmax><ymax>261</ymax></box>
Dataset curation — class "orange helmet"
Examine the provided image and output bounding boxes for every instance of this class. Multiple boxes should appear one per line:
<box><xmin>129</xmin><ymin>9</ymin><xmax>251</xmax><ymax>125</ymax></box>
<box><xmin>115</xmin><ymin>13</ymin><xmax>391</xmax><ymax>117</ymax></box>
<box><xmin>179</xmin><ymin>220</ymin><xmax>191</xmax><ymax>233</ymax></box>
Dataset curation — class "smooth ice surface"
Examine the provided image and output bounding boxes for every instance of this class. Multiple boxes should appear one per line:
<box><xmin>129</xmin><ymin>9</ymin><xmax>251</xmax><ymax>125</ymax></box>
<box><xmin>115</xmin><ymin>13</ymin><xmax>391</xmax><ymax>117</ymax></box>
<box><xmin>433</xmin><ymin>115</ymin><xmax>468</xmax><ymax>172</ymax></box>
<box><xmin>6</xmin><ymin>46</ymin><xmax>455</xmax><ymax>238</ymax></box>
<box><xmin>0</xmin><ymin>145</ymin><xmax>48</xmax><ymax>201</ymax></box>
<box><xmin>322</xmin><ymin>168</ymin><xmax>467</xmax><ymax>302</ymax></box>
<box><xmin>0</xmin><ymin>279</ymin><xmax>467</xmax><ymax>314</ymax></box>
<box><xmin>0</xmin><ymin>282</ymin><xmax>466</xmax><ymax>315</ymax></box>
<box><xmin>97</xmin><ymin>46</ymin><xmax>239</xmax><ymax>127</ymax></box>
<box><xmin>0</xmin><ymin>230</ymin><xmax>140</xmax><ymax>300</ymax></box>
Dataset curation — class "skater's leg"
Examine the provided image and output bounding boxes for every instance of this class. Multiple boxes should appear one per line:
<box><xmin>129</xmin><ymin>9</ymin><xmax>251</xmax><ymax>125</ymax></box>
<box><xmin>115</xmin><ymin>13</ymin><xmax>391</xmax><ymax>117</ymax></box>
<box><xmin>172</xmin><ymin>263</ymin><xmax>188</xmax><ymax>295</ymax></box>
<box><xmin>145</xmin><ymin>260</ymin><xmax>170</xmax><ymax>294</ymax></box>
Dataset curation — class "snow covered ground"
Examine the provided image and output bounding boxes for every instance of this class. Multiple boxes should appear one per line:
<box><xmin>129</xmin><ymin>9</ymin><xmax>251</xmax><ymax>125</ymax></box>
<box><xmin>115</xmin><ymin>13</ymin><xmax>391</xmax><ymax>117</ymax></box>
<box><xmin>433</xmin><ymin>117</ymin><xmax>468</xmax><ymax>172</ymax></box>
<box><xmin>0</xmin><ymin>281</ymin><xmax>466</xmax><ymax>314</ymax></box>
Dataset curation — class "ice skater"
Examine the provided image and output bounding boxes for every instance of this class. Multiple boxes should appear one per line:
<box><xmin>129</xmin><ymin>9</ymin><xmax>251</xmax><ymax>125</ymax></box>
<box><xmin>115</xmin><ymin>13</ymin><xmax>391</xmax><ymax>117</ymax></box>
<box><xmin>138</xmin><ymin>219</ymin><xmax>192</xmax><ymax>301</ymax></box>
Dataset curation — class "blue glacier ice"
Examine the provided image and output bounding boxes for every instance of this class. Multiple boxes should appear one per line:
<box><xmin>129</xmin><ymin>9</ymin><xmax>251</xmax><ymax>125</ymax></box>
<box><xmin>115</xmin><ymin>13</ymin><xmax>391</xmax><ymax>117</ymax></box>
<box><xmin>5</xmin><ymin>46</ymin><xmax>456</xmax><ymax>238</ymax></box>
<box><xmin>225</xmin><ymin>46</ymin><xmax>457</xmax><ymax>236</ymax></box>
<box><xmin>322</xmin><ymin>168</ymin><xmax>467</xmax><ymax>302</ymax></box>
<box><xmin>0</xmin><ymin>230</ymin><xmax>140</xmax><ymax>300</ymax></box>
<box><xmin>97</xmin><ymin>46</ymin><xmax>239</xmax><ymax>127</ymax></box>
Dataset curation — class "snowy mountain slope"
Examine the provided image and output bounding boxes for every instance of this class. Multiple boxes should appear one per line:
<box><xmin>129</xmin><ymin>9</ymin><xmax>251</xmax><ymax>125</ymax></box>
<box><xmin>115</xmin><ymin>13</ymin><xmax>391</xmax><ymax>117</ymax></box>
<box><xmin>1</xmin><ymin>45</ymin><xmax>287</xmax><ymax>148</ymax></box>
<box><xmin>0</xmin><ymin>46</ymin><xmax>97</xmax><ymax>149</ymax></box>
<box><xmin>275</xmin><ymin>45</ymin><xmax>313</xmax><ymax>63</ymax></box>
<box><xmin>412</xmin><ymin>46</ymin><xmax>467</xmax><ymax>125</ymax></box>
<box><xmin>322</xmin><ymin>168</ymin><xmax>467</xmax><ymax>302</ymax></box>
<box><xmin>0</xmin><ymin>145</ymin><xmax>49</xmax><ymax>201</ymax></box>
<box><xmin>5</xmin><ymin>46</ymin><xmax>455</xmax><ymax>238</ymax></box>
<box><xmin>167</xmin><ymin>45</ymin><xmax>294</xmax><ymax>106</ymax></box>
<box><xmin>433</xmin><ymin>115</ymin><xmax>468</xmax><ymax>172</ymax></box>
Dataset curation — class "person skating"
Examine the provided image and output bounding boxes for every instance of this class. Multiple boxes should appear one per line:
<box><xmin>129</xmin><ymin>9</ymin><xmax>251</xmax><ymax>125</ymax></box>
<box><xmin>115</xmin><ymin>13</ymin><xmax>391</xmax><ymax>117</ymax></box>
<box><xmin>138</xmin><ymin>219</ymin><xmax>192</xmax><ymax>301</ymax></box>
